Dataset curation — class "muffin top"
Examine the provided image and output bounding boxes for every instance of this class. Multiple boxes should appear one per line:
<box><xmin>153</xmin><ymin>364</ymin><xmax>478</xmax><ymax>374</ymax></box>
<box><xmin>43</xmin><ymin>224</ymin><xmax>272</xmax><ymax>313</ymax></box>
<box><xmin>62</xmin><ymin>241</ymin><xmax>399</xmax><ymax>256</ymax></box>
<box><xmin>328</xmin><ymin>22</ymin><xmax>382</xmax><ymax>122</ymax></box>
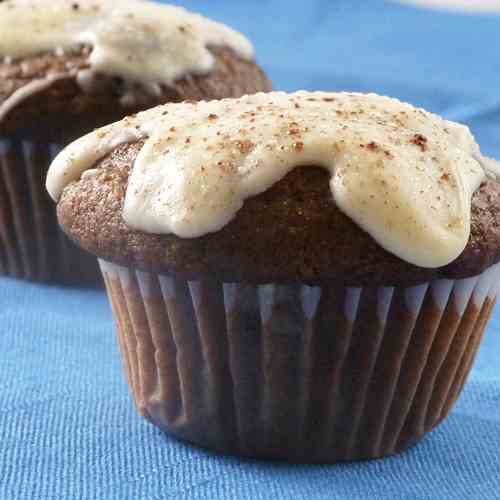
<box><xmin>0</xmin><ymin>0</ymin><xmax>268</xmax><ymax>131</ymax></box>
<box><xmin>47</xmin><ymin>91</ymin><xmax>500</xmax><ymax>285</ymax></box>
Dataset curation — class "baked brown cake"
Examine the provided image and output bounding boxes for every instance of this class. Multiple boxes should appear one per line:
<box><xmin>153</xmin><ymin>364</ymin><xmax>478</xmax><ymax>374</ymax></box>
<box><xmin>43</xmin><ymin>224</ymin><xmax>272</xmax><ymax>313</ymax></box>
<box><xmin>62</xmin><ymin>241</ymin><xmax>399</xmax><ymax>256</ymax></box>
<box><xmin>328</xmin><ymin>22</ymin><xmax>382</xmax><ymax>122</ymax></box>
<box><xmin>48</xmin><ymin>91</ymin><xmax>500</xmax><ymax>462</ymax></box>
<box><xmin>56</xmin><ymin>142</ymin><xmax>500</xmax><ymax>286</ymax></box>
<box><xmin>0</xmin><ymin>0</ymin><xmax>271</xmax><ymax>283</ymax></box>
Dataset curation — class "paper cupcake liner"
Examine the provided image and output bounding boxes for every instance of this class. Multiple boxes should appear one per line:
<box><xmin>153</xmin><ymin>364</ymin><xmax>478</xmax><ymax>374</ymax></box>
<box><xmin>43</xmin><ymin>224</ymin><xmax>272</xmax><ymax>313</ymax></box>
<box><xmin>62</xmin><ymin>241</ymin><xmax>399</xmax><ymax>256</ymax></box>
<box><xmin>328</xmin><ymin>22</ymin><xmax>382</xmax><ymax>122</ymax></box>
<box><xmin>99</xmin><ymin>259</ymin><xmax>500</xmax><ymax>462</ymax></box>
<box><xmin>0</xmin><ymin>136</ymin><xmax>100</xmax><ymax>283</ymax></box>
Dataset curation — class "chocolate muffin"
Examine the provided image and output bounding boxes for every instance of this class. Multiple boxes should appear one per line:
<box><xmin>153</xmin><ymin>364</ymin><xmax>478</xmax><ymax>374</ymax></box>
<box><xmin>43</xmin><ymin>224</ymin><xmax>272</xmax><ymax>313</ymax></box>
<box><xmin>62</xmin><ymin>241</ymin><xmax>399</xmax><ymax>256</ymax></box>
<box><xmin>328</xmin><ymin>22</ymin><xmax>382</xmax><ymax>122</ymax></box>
<box><xmin>0</xmin><ymin>0</ymin><xmax>271</xmax><ymax>283</ymax></box>
<box><xmin>48</xmin><ymin>91</ymin><xmax>500</xmax><ymax>462</ymax></box>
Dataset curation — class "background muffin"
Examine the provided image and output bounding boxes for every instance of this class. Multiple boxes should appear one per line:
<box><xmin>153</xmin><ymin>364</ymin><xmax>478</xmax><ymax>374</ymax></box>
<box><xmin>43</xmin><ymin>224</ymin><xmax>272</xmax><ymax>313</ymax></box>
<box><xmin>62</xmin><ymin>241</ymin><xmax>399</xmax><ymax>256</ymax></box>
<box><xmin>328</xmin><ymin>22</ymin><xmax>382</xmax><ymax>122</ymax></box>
<box><xmin>0</xmin><ymin>0</ymin><xmax>271</xmax><ymax>284</ymax></box>
<box><xmin>47</xmin><ymin>91</ymin><xmax>500</xmax><ymax>462</ymax></box>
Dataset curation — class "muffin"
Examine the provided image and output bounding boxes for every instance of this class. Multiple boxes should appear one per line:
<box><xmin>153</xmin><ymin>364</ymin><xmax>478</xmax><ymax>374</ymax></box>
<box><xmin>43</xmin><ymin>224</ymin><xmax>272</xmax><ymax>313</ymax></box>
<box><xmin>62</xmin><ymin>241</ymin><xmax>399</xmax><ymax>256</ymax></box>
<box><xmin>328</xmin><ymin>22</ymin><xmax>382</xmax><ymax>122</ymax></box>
<box><xmin>0</xmin><ymin>0</ymin><xmax>270</xmax><ymax>284</ymax></box>
<box><xmin>47</xmin><ymin>91</ymin><xmax>500</xmax><ymax>462</ymax></box>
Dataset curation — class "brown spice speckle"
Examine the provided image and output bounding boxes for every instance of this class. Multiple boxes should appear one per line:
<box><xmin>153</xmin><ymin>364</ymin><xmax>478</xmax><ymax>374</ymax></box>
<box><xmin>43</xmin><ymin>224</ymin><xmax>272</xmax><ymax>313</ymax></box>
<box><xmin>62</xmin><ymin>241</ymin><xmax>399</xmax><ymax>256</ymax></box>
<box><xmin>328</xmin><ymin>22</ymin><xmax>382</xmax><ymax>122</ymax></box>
<box><xmin>235</xmin><ymin>140</ymin><xmax>255</xmax><ymax>154</ymax></box>
<box><xmin>410</xmin><ymin>133</ymin><xmax>428</xmax><ymax>151</ymax></box>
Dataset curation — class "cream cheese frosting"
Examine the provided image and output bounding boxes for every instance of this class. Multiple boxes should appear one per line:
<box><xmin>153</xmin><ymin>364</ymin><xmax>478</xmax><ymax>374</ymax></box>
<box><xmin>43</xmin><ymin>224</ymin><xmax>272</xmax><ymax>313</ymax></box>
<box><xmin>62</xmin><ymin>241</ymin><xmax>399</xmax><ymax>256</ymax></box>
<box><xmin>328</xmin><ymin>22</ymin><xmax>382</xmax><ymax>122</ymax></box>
<box><xmin>46</xmin><ymin>91</ymin><xmax>500</xmax><ymax>269</ymax></box>
<box><xmin>0</xmin><ymin>0</ymin><xmax>254</xmax><ymax>110</ymax></box>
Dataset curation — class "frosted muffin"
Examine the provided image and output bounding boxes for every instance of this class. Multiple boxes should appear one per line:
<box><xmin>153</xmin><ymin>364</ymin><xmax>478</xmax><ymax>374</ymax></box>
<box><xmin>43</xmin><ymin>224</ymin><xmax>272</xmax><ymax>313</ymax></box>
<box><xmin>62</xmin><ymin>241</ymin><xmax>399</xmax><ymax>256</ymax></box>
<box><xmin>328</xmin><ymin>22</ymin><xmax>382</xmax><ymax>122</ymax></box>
<box><xmin>47</xmin><ymin>91</ymin><xmax>500</xmax><ymax>462</ymax></box>
<box><xmin>0</xmin><ymin>0</ymin><xmax>270</xmax><ymax>283</ymax></box>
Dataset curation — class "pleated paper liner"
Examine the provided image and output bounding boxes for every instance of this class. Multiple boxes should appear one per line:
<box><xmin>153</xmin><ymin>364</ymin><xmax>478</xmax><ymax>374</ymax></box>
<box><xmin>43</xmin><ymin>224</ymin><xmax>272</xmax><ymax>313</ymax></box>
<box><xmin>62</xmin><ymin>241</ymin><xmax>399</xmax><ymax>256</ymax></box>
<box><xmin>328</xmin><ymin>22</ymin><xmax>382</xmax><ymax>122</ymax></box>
<box><xmin>100</xmin><ymin>259</ymin><xmax>500</xmax><ymax>463</ymax></box>
<box><xmin>0</xmin><ymin>136</ymin><xmax>100</xmax><ymax>284</ymax></box>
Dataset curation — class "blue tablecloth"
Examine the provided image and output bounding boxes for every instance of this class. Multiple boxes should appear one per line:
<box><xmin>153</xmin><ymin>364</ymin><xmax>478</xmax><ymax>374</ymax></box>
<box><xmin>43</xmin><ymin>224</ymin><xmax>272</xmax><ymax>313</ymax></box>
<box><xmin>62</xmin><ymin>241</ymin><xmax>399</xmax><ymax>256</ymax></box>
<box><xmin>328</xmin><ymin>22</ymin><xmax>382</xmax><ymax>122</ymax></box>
<box><xmin>1</xmin><ymin>1</ymin><xmax>500</xmax><ymax>498</ymax></box>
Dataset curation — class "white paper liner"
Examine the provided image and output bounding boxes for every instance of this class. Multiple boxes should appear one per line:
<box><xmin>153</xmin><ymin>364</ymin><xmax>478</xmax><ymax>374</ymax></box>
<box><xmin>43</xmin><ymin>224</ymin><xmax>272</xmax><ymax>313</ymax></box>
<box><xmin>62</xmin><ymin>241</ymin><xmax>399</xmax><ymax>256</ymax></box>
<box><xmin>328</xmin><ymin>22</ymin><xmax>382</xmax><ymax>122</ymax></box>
<box><xmin>0</xmin><ymin>136</ymin><xmax>100</xmax><ymax>282</ymax></box>
<box><xmin>99</xmin><ymin>259</ymin><xmax>500</xmax><ymax>462</ymax></box>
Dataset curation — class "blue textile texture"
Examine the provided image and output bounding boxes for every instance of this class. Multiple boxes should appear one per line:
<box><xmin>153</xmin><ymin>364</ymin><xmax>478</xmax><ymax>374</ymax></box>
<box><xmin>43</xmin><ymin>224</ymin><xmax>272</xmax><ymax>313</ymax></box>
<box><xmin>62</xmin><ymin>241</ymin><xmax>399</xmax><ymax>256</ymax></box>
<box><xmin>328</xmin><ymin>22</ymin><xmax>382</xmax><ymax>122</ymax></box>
<box><xmin>1</xmin><ymin>1</ymin><xmax>500</xmax><ymax>498</ymax></box>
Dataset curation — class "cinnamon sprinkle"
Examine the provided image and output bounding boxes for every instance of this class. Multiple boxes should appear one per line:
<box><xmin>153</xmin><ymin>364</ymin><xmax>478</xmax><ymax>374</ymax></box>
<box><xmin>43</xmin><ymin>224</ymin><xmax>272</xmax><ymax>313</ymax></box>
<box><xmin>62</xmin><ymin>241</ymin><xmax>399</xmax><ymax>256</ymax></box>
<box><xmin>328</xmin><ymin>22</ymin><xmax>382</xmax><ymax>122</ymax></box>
<box><xmin>410</xmin><ymin>133</ymin><xmax>428</xmax><ymax>152</ymax></box>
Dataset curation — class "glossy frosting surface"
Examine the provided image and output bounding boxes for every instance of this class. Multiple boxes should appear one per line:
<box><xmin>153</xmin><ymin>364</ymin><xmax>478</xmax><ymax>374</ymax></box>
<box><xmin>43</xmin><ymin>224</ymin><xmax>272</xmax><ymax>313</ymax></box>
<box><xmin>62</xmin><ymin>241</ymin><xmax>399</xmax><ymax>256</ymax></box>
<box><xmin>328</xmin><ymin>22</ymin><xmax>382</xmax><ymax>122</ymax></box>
<box><xmin>47</xmin><ymin>91</ymin><xmax>500</xmax><ymax>268</ymax></box>
<box><xmin>0</xmin><ymin>0</ymin><xmax>254</xmax><ymax>106</ymax></box>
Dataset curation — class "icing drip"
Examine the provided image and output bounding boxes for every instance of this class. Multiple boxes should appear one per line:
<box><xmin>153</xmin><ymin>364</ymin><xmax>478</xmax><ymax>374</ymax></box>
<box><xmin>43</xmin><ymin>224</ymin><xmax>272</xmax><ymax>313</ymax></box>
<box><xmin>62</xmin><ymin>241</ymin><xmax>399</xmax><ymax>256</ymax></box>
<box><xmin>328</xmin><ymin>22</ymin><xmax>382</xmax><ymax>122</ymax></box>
<box><xmin>0</xmin><ymin>0</ymin><xmax>254</xmax><ymax>110</ymax></box>
<box><xmin>47</xmin><ymin>91</ymin><xmax>499</xmax><ymax>269</ymax></box>
<box><xmin>0</xmin><ymin>74</ymin><xmax>71</xmax><ymax>122</ymax></box>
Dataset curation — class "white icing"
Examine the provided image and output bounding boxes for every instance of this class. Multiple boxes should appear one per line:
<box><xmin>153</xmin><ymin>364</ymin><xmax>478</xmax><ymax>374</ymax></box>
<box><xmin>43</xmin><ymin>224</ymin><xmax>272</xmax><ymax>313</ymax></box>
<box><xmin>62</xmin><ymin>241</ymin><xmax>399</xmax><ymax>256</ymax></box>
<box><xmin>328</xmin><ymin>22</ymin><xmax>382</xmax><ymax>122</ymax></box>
<box><xmin>0</xmin><ymin>74</ymin><xmax>70</xmax><ymax>122</ymax></box>
<box><xmin>0</xmin><ymin>0</ymin><xmax>254</xmax><ymax>111</ymax></box>
<box><xmin>46</xmin><ymin>91</ymin><xmax>498</xmax><ymax>269</ymax></box>
<box><xmin>477</xmin><ymin>155</ymin><xmax>500</xmax><ymax>180</ymax></box>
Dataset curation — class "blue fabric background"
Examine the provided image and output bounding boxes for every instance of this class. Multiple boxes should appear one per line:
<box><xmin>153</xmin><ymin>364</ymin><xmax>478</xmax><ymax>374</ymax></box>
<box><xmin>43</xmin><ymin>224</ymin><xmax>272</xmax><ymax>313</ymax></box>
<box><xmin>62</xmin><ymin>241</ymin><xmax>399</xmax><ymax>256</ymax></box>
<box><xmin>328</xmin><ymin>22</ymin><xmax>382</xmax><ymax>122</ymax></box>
<box><xmin>1</xmin><ymin>1</ymin><xmax>500</xmax><ymax>498</ymax></box>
